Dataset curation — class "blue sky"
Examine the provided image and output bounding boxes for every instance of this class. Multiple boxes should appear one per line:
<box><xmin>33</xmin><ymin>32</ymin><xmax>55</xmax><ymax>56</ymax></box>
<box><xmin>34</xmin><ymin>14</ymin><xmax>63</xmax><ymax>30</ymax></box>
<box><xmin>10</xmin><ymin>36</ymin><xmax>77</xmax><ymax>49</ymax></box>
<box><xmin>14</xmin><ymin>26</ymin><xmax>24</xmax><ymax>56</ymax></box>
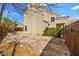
<box><xmin>0</xmin><ymin>3</ymin><xmax>79</xmax><ymax>24</ymax></box>
<box><xmin>0</xmin><ymin>3</ymin><xmax>26</xmax><ymax>24</ymax></box>
<box><xmin>54</xmin><ymin>3</ymin><xmax>79</xmax><ymax>20</ymax></box>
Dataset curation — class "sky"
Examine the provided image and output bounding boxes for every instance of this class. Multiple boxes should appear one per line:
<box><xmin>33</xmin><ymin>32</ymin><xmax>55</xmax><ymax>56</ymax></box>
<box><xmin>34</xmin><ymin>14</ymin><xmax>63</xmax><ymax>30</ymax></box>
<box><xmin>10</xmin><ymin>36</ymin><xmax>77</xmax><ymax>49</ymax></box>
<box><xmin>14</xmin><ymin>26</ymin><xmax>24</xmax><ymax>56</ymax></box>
<box><xmin>0</xmin><ymin>3</ymin><xmax>79</xmax><ymax>24</ymax></box>
<box><xmin>54</xmin><ymin>3</ymin><xmax>79</xmax><ymax>20</ymax></box>
<box><xmin>0</xmin><ymin>3</ymin><xmax>26</xmax><ymax>24</ymax></box>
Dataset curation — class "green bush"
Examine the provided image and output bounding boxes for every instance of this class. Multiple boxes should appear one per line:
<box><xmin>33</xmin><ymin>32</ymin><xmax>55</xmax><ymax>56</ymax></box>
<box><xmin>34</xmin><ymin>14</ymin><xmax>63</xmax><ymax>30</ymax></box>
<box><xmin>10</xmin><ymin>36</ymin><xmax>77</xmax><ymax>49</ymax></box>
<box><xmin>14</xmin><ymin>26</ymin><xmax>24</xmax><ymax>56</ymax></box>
<box><xmin>53</xmin><ymin>28</ymin><xmax>63</xmax><ymax>37</ymax></box>
<box><xmin>0</xmin><ymin>17</ymin><xmax>16</xmax><ymax>32</ymax></box>
<box><xmin>42</xmin><ymin>27</ymin><xmax>50</xmax><ymax>36</ymax></box>
<box><xmin>3</xmin><ymin>17</ymin><xmax>16</xmax><ymax>28</ymax></box>
<box><xmin>42</xmin><ymin>27</ymin><xmax>63</xmax><ymax>37</ymax></box>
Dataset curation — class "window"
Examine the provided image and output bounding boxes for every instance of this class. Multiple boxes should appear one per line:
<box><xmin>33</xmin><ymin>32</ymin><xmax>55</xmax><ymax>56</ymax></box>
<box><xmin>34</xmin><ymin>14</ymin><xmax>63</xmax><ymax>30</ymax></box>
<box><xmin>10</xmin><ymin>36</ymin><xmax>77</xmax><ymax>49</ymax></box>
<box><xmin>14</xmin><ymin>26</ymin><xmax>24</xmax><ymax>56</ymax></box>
<box><xmin>51</xmin><ymin>17</ymin><xmax>55</xmax><ymax>22</ymax></box>
<box><xmin>25</xmin><ymin>25</ymin><xmax>27</xmax><ymax>31</ymax></box>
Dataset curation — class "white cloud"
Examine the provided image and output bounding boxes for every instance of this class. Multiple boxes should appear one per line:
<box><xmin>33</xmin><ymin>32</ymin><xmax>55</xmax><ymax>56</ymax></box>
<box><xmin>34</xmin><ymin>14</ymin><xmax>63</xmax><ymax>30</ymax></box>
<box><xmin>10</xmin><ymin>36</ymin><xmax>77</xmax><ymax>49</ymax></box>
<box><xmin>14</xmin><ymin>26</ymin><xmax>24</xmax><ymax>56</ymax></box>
<box><xmin>61</xmin><ymin>14</ymin><xmax>66</xmax><ymax>16</ymax></box>
<box><xmin>71</xmin><ymin>5</ymin><xmax>79</xmax><ymax>10</ymax></box>
<box><xmin>40</xmin><ymin>3</ymin><xmax>47</xmax><ymax>6</ymax></box>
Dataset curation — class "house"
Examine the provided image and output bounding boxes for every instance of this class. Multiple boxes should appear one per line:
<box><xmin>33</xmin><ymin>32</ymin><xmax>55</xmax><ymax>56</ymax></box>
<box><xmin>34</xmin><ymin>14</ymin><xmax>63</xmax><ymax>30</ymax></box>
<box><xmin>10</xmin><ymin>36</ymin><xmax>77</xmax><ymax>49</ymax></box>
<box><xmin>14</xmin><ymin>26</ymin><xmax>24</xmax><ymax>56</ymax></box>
<box><xmin>24</xmin><ymin>4</ymin><xmax>72</xmax><ymax>34</ymax></box>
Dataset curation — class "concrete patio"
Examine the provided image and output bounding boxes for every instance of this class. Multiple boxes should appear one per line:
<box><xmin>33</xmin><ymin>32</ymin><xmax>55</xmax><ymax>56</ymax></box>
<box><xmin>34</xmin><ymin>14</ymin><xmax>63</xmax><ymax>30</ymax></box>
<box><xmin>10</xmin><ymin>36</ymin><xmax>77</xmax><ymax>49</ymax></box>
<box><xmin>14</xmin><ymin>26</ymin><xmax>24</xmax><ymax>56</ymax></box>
<box><xmin>0</xmin><ymin>32</ymin><xmax>70</xmax><ymax>56</ymax></box>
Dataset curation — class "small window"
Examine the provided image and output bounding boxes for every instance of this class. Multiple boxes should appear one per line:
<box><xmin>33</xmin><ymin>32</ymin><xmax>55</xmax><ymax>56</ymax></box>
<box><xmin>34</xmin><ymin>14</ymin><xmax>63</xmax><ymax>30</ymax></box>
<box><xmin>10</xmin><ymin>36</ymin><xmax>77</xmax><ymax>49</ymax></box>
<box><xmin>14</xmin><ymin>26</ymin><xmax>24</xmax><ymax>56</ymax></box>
<box><xmin>25</xmin><ymin>25</ymin><xmax>27</xmax><ymax>31</ymax></box>
<box><xmin>51</xmin><ymin>17</ymin><xmax>55</xmax><ymax>22</ymax></box>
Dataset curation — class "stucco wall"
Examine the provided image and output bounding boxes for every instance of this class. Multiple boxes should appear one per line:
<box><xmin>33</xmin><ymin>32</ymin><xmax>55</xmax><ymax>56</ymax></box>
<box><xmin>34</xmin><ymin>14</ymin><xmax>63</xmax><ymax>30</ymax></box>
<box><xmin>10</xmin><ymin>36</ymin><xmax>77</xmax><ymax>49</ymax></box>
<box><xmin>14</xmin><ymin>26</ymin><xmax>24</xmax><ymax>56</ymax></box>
<box><xmin>42</xmin><ymin>11</ymin><xmax>57</xmax><ymax>28</ymax></box>
<box><xmin>24</xmin><ymin>8</ymin><xmax>48</xmax><ymax>34</ymax></box>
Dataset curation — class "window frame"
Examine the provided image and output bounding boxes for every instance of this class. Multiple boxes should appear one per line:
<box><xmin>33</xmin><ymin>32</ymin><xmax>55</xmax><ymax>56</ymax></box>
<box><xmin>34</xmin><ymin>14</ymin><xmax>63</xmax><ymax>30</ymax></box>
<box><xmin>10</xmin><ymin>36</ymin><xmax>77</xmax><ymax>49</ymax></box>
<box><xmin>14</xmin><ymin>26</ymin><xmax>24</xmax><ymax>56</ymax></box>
<box><xmin>51</xmin><ymin>17</ymin><xmax>56</xmax><ymax>22</ymax></box>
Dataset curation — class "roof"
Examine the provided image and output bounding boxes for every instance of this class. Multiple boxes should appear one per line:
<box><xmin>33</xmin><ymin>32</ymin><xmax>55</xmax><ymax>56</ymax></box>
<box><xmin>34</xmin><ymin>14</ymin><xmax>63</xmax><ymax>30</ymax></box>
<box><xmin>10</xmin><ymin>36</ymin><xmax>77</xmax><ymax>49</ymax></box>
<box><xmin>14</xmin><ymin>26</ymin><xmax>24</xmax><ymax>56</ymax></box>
<box><xmin>65</xmin><ymin>20</ymin><xmax>79</xmax><ymax>29</ymax></box>
<box><xmin>56</xmin><ymin>16</ymin><xmax>69</xmax><ymax>19</ymax></box>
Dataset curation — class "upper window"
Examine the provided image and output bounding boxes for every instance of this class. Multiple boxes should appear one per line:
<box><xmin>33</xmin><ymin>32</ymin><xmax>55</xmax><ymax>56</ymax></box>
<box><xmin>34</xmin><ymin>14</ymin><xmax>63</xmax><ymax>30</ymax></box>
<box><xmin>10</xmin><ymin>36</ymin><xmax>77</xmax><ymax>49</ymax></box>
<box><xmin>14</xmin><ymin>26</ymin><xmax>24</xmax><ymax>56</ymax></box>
<box><xmin>51</xmin><ymin>17</ymin><xmax>55</xmax><ymax>22</ymax></box>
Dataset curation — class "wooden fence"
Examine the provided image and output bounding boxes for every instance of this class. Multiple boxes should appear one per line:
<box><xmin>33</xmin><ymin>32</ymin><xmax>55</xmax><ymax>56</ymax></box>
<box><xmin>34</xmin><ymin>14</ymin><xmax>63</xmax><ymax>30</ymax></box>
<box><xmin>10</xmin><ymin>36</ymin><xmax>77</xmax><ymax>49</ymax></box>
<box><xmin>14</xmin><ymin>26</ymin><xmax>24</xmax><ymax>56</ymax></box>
<box><xmin>64</xmin><ymin>26</ymin><xmax>79</xmax><ymax>56</ymax></box>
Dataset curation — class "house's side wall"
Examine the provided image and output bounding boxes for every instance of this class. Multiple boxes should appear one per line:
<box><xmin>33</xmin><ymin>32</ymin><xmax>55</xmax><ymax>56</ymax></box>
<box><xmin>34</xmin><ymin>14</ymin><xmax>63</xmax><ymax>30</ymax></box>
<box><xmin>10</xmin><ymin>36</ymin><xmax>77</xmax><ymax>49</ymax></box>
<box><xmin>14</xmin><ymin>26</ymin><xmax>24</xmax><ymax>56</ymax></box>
<box><xmin>50</xmin><ymin>22</ymin><xmax>56</xmax><ymax>28</ymax></box>
<box><xmin>43</xmin><ymin>11</ymin><xmax>57</xmax><ymax>28</ymax></box>
<box><xmin>24</xmin><ymin>8</ymin><xmax>48</xmax><ymax>34</ymax></box>
<box><xmin>34</xmin><ymin>12</ymin><xmax>48</xmax><ymax>34</ymax></box>
<box><xmin>24</xmin><ymin>13</ymin><xmax>33</xmax><ymax>34</ymax></box>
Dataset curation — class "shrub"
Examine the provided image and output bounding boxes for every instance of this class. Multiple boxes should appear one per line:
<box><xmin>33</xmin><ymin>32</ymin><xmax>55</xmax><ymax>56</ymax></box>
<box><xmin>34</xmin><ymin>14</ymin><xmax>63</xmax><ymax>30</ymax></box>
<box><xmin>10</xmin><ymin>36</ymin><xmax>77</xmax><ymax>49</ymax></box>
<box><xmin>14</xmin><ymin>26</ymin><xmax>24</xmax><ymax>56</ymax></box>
<box><xmin>42</xmin><ymin>27</ymin><xmax>63</xmax><ymax>37</ymax></box>
<box><xmin>0</xmin><ymin>17</ymin><xmax>16</xmax><ymax>33</ymax></box>
<box><xmin>53</xmin><ymin>28</ymin><xmax>63</xmax><ymax>37</ymax></box>
<box><xmin>42</xmin><ymin>27</ymin><xmax>50</xmax><ymax>36</ymax></box>
<box><xmin>2</xmin><ymin>17</ymin><xmax>16</xmax><ymax>32</ymax></box>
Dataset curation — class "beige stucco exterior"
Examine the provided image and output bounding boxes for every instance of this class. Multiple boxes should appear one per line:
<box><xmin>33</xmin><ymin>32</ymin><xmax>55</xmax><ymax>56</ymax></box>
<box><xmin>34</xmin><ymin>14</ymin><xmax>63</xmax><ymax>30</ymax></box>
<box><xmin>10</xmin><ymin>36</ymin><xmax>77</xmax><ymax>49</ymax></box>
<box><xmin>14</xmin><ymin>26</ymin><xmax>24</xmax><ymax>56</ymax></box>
<box><xmin>24</xmin><ymin>4</ymin><xmax>72</xmax><ymax>34</ymax></box>
<box><xmin>24</xmin><ymin>7</ymin><xmax>48</xmax><ymax>34</ymax></box>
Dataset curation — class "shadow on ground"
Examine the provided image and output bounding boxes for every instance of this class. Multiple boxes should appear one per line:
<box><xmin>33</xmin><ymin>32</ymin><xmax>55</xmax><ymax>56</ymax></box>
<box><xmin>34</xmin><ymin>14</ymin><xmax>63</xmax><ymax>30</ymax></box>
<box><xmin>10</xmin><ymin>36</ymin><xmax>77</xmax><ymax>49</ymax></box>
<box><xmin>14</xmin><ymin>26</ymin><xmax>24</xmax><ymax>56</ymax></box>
<box><xmin>0</xmin><ymin>31</ymin><xmax>17</xmax><ymax>43</ymax></box>
<box><xmin>0</xmin><ymin>33</ymin><xmax>7</xmax><ymax>43</ymax></box>
<box><xmin>40</xmin><ymin>37</ymin><xmax>69</xmax><ymax>56</ymax></box>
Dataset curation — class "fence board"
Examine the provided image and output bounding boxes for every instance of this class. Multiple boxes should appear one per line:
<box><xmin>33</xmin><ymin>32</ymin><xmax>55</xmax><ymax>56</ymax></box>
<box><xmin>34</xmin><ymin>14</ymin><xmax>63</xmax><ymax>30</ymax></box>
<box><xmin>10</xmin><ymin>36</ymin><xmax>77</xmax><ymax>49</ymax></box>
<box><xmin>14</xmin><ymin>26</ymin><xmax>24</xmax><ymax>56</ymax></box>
<box><xmin>64</xmin><ymin>27</ymin><xmax>79</xmax><ymax>56</ymax></box>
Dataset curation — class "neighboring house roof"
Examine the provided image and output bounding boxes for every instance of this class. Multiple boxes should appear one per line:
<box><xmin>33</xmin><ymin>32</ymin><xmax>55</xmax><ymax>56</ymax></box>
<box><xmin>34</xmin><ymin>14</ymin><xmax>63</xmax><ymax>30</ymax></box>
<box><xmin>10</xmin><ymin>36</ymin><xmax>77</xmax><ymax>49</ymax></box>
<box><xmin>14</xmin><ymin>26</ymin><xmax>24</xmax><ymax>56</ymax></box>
<box><xmin>68</xmin><ymin>20</ymin><xmax>79</xmax><ymax>28</ymax></box>
<box><xmin>56</xmin><ymin>16</ymin><xmax>69</xmax><ymax>19</ymax></box>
